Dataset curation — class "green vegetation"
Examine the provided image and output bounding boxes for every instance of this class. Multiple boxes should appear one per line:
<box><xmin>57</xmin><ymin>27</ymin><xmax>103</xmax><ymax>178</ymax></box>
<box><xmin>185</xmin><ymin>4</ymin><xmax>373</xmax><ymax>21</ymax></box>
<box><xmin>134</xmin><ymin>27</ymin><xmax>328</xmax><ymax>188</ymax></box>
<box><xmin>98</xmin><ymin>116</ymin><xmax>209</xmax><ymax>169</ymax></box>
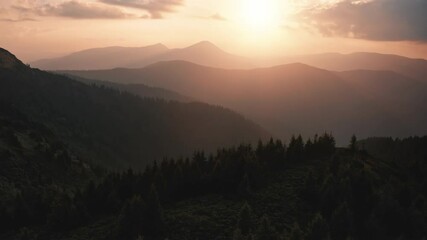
<box><xmin>1</xmin><ymin>48</ymin><xmax>426</xmax><ymax>239</ymax></box>
<box><xmin>0</xmin><ymin>48</ymin><xmax>268</xmax><ymax>170</ymax></box>
<box><xmin>2</xmin><ymin>133</ymin><xmax>426</xmax><ymax>239</ymax></box>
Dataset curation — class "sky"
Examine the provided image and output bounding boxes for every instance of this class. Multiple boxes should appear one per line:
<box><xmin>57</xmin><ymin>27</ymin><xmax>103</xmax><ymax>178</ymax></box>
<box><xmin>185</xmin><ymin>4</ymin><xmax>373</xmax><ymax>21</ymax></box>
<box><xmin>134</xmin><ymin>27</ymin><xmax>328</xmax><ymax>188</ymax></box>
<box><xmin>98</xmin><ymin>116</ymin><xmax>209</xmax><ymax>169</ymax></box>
<box><xmin>1</xmin><ymin>0</ymin><xmax>427</xmax><ymax>62</ymax></box>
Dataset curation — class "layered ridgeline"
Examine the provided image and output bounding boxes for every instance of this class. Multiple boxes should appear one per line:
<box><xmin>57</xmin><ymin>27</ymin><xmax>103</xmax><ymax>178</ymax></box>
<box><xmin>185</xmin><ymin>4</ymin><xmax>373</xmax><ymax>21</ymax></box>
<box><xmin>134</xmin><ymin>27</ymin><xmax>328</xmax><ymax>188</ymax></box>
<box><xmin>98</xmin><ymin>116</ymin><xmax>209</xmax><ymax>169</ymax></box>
<box><xmin>279</xmin><ymin>52</ymin><xmax>427</xmax><ymax>83</ymax></box>
<box><xmin>0</xmin><ymin>48</ymin><xmax>269</xmax><ymax>170</ymax></box>
<box><xmin>31</xmin><ymin>41</ymin><xmax>252</xmax><ymax>70</ymax></box>
<box><xmin>2</xmin><ymin>48</ymin><xmax>426</xmax><ymax>240</ymax></box>
<box><xmin>63</xmin><ymin>61</ymin><xmax>427</xmax><ymax>144</ymax></box>
<box><xmin>64</xmin><ymin>74</ymin><xmax>193</xmax><ymax>102</ymax></box>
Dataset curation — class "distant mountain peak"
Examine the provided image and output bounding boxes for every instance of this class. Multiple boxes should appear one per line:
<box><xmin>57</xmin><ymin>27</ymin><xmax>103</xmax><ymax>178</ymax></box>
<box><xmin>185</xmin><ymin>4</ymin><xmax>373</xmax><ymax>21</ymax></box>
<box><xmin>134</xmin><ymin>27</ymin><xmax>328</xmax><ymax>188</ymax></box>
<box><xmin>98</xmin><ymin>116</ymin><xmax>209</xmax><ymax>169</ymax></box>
<box><xmin>73</xmin><ymin>43</ymin><xmax>169</xmax><ymax>54</ymax></box>
<box><xmin>269</xmin><ymin>62</ymin><xmax>327</xmax><ymax>72</ymax></box>
<box><xmin>31</xmin><ymin>41</ymin><xmax>251</xmax><ymax>70</ymax></box>
<box><xmin>0</xmin><ymin>48</ymin><xmax>25</xmax><ymax>69</ymax></box>
<box><xmin>186</xmin><ymin>41</ymin><xmax>222</xmax><ymax>51</ymax></box>
<box><xmin>152</xmin><ymin>43</ymin><xmax>168</xmax><ymax>49</ymax></box>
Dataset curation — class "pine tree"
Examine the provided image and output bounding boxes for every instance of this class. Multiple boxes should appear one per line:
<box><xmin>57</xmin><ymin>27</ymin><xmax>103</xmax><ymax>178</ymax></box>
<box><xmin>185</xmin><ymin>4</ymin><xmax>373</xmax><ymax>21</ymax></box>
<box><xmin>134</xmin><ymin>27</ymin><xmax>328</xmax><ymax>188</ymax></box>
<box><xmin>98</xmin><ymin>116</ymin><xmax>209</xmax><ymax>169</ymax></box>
<box><xmin>136</xmin><ymin>235</ymin><xmax>144</xmax><ymax>240</ymax></box>
<box><xmin>330</xmin><ymin>202</ymin><xmax>353</xmax><ymax>240</ymax></box>
<box><xmin>238</xmin><ymin>173</ymin><xmax>252</xmax><ymax>199</ymax></box>
<box><xmin>254</xmin><ymin>215</ymin><xmax>280</xmax><ymax>240</ymax></box>
<box><xmin>233</xmin><ymin>228</ymin><xmax>246</xmax><ymax>240</ymax></box>
<box><xmin>306</xmin><ymin>213</ymin><xmax>329</xmax><ymax>240</ymax></box>
<box><xmin>349</xmin><ymin>135</ymin><xmax>357</xmax><ymax>152</ymax></box>
<box><xmin>143</xmin><ymin>185</ymin><xmax>165</xmax><ymax>237</ymax></box>
<box><xmin>238</xmin><ymin>202</ymin><xmax>255</xmax><ymax>235</ymax></box>
<box><xmin>289</xmin><ymin>222</ymin><xmax>304</xmax><ymax>240</ymax></box>
<box><xmin>117</xmin><ymin>195</ymin><xmax>146</xmax><ymax>239</ymax></box>
<box><xmin>288</xmin><ymin>135</ymin><xmax>305</xmax><ymax>161</ymax></box>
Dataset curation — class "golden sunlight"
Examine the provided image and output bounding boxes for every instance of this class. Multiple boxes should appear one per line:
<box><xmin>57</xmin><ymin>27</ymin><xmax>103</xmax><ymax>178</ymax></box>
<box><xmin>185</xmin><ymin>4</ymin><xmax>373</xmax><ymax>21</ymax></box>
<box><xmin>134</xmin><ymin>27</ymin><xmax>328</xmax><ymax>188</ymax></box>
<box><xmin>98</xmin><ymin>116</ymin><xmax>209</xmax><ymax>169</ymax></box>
<box><xmin>239</xmin><ymin>0</ymin><xmax>281</xmax><ymax>31</ymax></box>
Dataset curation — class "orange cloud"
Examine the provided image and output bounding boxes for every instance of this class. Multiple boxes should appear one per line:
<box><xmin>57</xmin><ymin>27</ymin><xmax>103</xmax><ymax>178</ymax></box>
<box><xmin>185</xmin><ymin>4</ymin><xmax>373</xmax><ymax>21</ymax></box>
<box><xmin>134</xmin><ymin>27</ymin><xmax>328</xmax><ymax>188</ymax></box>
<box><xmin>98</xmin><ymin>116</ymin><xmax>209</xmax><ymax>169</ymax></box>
<box><xmin>100</xmin><ymin>0</ymin><xmax>184</xmax><ymax>19</ymax></box>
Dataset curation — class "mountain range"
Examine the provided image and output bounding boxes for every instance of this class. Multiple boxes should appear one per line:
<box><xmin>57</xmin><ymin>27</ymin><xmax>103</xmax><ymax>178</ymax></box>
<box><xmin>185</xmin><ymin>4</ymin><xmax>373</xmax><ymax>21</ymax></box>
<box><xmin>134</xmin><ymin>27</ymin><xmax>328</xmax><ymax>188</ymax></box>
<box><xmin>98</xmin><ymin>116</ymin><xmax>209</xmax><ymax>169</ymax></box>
<box><xmin>31</xmin><ymin>41</ymin><xmax>427</xmax><ymax>85</ymax></box>
<box><xmin>63</xmin><ymin>60</ymin><xmax>427</xmax><ymax>144</ymax></box>
<box><xmin>0</xmin><ymin>48</ymin><xmax>269</xmax><ymax>170</ymax></box>
<box><xmin>18</xmin><ymin>42</ymin><xmax>427</xmax><ymax>144</ymax></box>
<box><xmin>64</xmin><ymin>74</ymin><xmax>192</xmax><ymax>102</ymax></box>
<box><xmin>31</xmin><ymin>41</ymin><xmax>252</xmax><ymax>70</ymax></box>
<box><xmin>2</xmin><ymin>43</ymin><xmax>427</xmax><ymax>240</ymax></box>
<box><xmin>281</xmin><ymin>52</ymin><xmax>427</xmax><ymax>83</ymax></box>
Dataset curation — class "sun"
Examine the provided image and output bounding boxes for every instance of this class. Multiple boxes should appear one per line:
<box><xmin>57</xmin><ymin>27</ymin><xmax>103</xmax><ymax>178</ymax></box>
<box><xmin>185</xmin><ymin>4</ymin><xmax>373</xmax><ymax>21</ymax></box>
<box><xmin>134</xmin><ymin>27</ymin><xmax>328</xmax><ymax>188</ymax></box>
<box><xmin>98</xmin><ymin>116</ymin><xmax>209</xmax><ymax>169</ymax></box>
<box><xmin>240</xmin><ymin>0</ymin><xmax>281</xmax><ymax>30</ymax></box>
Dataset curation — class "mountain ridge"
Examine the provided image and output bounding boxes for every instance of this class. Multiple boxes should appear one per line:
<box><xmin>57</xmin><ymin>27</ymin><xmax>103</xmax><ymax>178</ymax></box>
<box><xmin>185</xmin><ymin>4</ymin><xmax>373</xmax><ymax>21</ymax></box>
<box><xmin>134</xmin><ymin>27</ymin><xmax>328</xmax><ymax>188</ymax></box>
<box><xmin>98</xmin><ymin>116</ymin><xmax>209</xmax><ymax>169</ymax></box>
<box><xmin>31</xmin><ymin>41</ymin><xmax>251</xmax><ymax>70</ymax></box>
<box><xmin>63</xmin><ymin>60</ymin><xmax>427</xmax><ymax>144</ymax></box>
<box><xmin>280</xmin><ymin>52</ymin><xmax>427</xmax><ymax>82</ymax></box>
<box><xmin>1</xmin><ymin>48</ymin><xmax>270</xmax><ymax>169</ymax></box>
<box><xmin>0</xmin><ymin>48</ymin><xmax>27</xmax><ymax>69</ymax></box>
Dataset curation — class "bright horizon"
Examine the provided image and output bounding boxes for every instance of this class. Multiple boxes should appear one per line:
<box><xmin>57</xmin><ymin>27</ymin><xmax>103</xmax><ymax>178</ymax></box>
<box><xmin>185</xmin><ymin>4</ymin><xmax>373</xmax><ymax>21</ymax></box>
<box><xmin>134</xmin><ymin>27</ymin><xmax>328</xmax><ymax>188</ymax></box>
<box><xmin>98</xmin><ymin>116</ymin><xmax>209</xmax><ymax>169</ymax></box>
<box><xmin>1</xmin><ymin>0</ymin><xmax>427</xmax><ymax>62</ymax></box>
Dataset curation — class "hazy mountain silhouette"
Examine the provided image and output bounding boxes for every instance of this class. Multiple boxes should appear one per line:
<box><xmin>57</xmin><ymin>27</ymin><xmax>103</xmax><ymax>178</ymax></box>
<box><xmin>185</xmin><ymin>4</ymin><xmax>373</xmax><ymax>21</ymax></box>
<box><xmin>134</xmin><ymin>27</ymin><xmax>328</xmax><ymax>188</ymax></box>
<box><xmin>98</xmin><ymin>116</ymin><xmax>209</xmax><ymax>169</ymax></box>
<box><xmin>337</xmin><ymin>69</ymin><xmax>427</xmax><ymax>131</ymax></box>
<box><xmin>127</xmin><ymin>41</ymin><xmax>252</xmax><ymax>69</ymax></box>
<box><xmin>0</xmin><ymin>48</ymin><xmax>269</xmax><ymax>169</ymax></box>
<box><xmin>31</xmin><ymin>44</ymin><xmax>169</xmax><ymax>70</ymax></box>
<box><xmin>64</xmin><ymin>60</ymin><xmax>427</xmax><ymax>144</ymax></box>
<box><xmin>31</xmin><ymin>41</ymin><xmax>251</xmax><ymax>70</ymax></box>
<box><xmin>281</xmin><ymin>52</ymin><xmax>427</xmax><ymax>82</ymax></box>
<box><xmin>64</xmin><ymin>74</ymin><xmax>193</xmax><ymax>102</ymax></box>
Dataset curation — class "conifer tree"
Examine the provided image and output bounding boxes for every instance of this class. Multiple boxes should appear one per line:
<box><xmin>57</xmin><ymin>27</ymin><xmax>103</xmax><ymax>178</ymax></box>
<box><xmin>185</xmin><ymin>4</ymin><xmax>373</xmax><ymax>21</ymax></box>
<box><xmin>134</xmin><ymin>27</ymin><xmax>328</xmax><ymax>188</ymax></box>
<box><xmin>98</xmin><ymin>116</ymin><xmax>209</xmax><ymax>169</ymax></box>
<box><xmin>144</xmin><ymin>185</ymin><xmax>165</xmax><ymax>237</ymax></box>
<box><xmin>349</xmin><ymin>135</ymin><xmax>357</xmax><ymax>152</ymax></box>
<box><xmin>117</xmin><ymin>195</ymin><xmax>146</xmax><ymax>239</ymax></box>
<box><xmin>306</xmin><ymin>213</ymin><xmax>329</xmax><ymax>240</ymax></box>
<box><xmin>255</xmin><ymin>215</ymin><xmax>280</xmax><ymax>240</ymax></box>
<box><xmin>330</xmin><ymin>202</ymin><xmax>353</xmax><ymax>240</ymax></box>
<box><xmin>238</xmin><ymin>202</ymin><xmax>255</xmax><ymax>235</ymax></box>
<box><xmin>233</xmin><ymin>228</ymin><xmax>246</xmax><ymax>240</ymax></box>
<box><xmin>289</xmin><ymin>222</ymin><xmax>304</xmax><ymax>240</ymax></box>
<box><xmin>238</xmin><ymin>173</ymin><xmax>252</xmax><ymax>199</ymax></box>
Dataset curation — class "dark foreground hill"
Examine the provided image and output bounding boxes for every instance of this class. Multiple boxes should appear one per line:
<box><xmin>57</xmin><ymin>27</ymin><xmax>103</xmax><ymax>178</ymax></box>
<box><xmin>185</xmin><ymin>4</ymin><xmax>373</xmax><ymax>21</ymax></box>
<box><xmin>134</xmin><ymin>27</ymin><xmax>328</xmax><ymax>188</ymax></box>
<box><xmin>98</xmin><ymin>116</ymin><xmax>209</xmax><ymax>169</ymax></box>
<box><xmin>63</xmin><ymin>61</ymin><xmax>427</xmax><ymax>144</ymax></box>
<box><xmin>1</xmin><ymin>131</ymin><xmax>426</xmax><ymax>239</ymax></box>
<box><xmin>2</xmin><ymin>48</ymin><xmax>426</xmax><ymax>239</ymax></box>
<box><xmin>0</xmin><ymin>48</ymin><xmax>269</xmax><ymax>170</ymax></box>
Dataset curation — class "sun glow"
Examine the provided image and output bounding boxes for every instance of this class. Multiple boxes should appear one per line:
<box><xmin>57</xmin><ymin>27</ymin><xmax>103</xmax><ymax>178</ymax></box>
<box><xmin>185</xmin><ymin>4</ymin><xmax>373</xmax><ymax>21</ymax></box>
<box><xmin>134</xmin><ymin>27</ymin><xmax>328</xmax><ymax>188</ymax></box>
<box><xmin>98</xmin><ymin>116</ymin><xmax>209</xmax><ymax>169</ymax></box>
<box><xmin>240</xmin><ymin>0</ymin><xmax>282</xmax><ymax>31</ymax></box>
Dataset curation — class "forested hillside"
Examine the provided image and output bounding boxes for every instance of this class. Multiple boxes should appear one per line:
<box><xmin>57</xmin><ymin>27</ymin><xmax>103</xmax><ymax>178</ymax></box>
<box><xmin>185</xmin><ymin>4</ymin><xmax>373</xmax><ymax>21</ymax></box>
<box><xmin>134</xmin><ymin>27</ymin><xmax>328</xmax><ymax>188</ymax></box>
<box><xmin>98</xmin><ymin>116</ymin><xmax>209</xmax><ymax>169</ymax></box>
<box><xmin>0</xmin><ymin>48</ymin><xmax>269</xmax><ymax>170</ymax></box>
<box><xmin>63</xmin><ymin>61</ymin><xmax>427</xmax><ymax>144</ymax></box>
<box><xmin>64</xmin><ymin>74</ymin><xmax>192</xmax><ymax>102</ymax></box>
<box><xmin>1</xmin><ymin>48</ymin><xmax>427</xmax><ymax>239</ymax></box>
<box><xmin>2</xmin><ymin>133</ymin><xmax>426</xmax><ymax>239</ymax></box>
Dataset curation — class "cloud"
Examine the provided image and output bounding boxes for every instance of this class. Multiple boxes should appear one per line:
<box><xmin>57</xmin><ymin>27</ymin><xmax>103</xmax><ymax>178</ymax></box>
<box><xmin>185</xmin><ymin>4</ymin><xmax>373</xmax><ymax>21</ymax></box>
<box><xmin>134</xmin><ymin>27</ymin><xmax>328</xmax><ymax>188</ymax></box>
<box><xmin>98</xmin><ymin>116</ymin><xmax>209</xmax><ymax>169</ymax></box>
<box><xmin>209</xmin><ymin>13</ymin><xmax>227</xmax><ymax>21</ymax></box>
<box><xmin>40</xmin><ymin>1</ymin><xmax>133</xmax><ymax>19</ymax></box>
<box><xmin>193</xmin><ymin>13</ymin><xmax>227</xmax><ymax>21</ymax></box>
<box><xmin>100</xmin><ymin>0</ymin><xmax>184</xmax><ymax>19</ymax></box>
<box><xmin>0</xmin><ymin>17</ymin><xmax>37</xmax><ymax>22</ymax></box>
<box><xmin>11</xmin><ymin>1</ymin><xmax>133</xmax><ymax>19</ymax></box>
<box><xmin>302</xmin><ymin>0</ymin><xmax>427</xmax><ymax>41</ymax></box>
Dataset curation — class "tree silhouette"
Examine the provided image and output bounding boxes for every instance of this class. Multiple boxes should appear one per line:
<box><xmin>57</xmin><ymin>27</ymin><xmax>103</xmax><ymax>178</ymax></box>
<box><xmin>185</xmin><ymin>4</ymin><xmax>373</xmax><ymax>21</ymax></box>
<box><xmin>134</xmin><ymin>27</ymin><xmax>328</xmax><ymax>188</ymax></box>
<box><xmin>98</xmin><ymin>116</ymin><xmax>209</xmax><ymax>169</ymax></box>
<box><xmin>349</xmin><ymin>135</ymin><xmax>357</xmax><ymax>152</ymax></box>
<box><xmin>289</xmin><ymin>223</ymin><xmax>304</xmax><ymax>240</ymax></box>
<box><xmin>238</xmin><ymin>202</ymin><xmax>255</xmax><ymax>236</ymax></box>
<box><xmin>117</xmin><ymin>195</ymin><xmax>146</xmax><ymax>239</ymax></box>
<box><xmin>306</xmin><ymin>213</ymin><xmax>329</xmax><ymax>240</ymax></box>
<box><xmin>254</xmin><ymin>215</ymin><xmax>280</xmax><ymax>240</ymax></box>
<box><xmin>287</xmin><ymin>135</ymin><xmax>304</xmax><ymax>161</ymax></box>
<box><xmin>143</xmin><ymin>185</ymin><xmax>165</xmax><ymax>237</ymax></box>
<box><xmin>233</xmin><ymin>228</ymin><xmax>246</xmax><ymax>240</ymax></box>
<box><xmin>238</xmin><ymin>173</ymin><xmax>253</xmax><ymax>199</ymax></box>
<box><xmin>330</xmin><ymin>202</ymin><xmax>353</xmax><ymax>240</ymax></box>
